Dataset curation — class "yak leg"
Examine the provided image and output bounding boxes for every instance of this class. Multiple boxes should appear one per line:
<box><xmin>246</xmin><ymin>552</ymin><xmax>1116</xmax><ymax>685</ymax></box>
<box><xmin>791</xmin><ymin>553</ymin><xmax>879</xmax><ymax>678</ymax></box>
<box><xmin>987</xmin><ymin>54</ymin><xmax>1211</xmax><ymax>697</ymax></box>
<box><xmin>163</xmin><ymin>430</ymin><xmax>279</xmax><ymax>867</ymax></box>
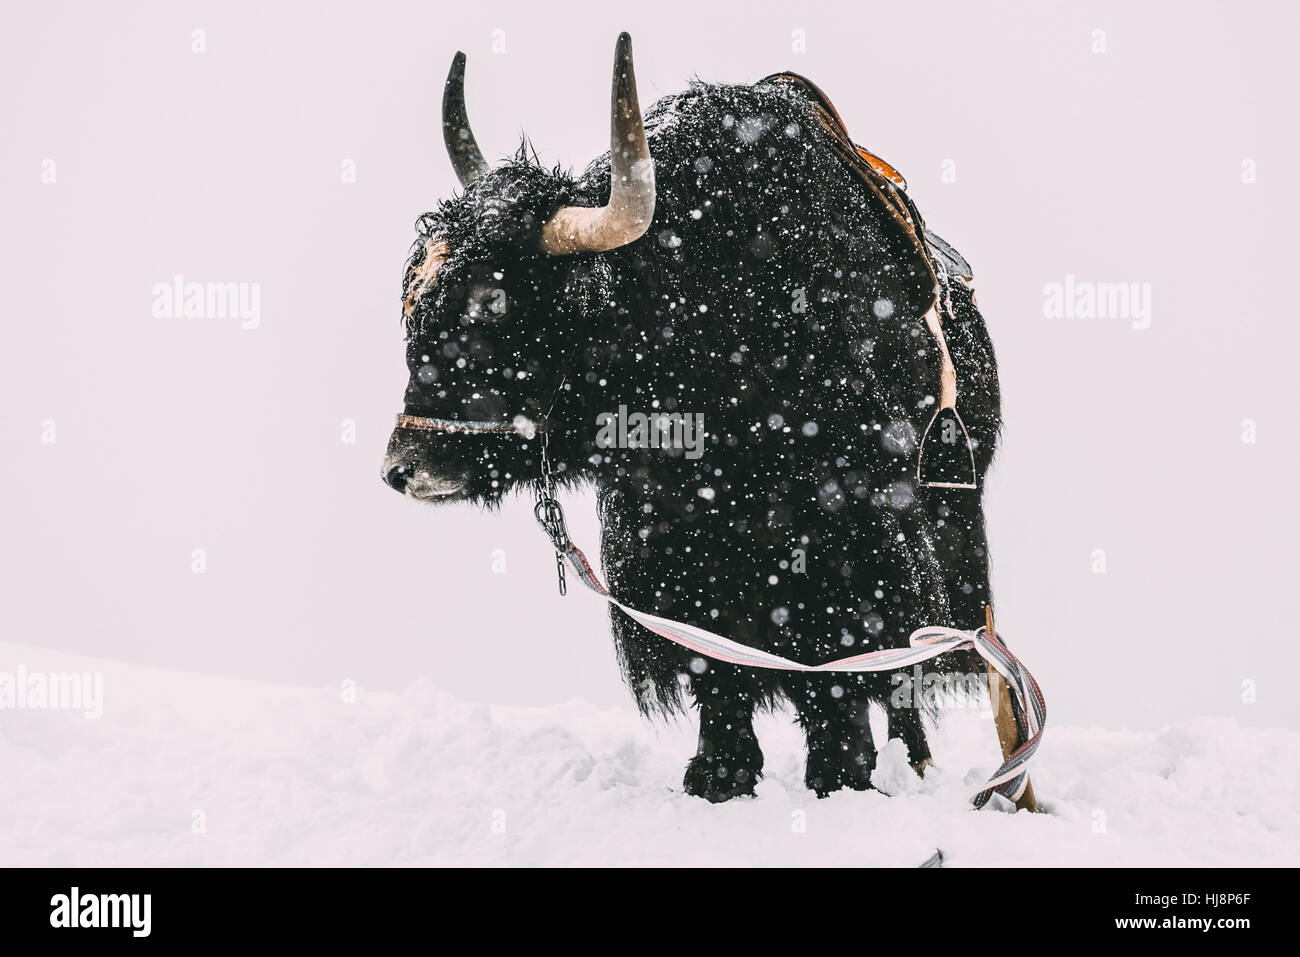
<box><xmin>683</xmin><ymin>680</ymin><xmax>763</xmax><ymax>803</ymax></box>
<box><xmin>887</xmin><ymin>697</ymin><xmax>934</xmax><ymax>774</ymax></box>
<box><xmin>790</xmin><ymin>675</ymin><xmax>877</xmax><ymax>798</ymax></box>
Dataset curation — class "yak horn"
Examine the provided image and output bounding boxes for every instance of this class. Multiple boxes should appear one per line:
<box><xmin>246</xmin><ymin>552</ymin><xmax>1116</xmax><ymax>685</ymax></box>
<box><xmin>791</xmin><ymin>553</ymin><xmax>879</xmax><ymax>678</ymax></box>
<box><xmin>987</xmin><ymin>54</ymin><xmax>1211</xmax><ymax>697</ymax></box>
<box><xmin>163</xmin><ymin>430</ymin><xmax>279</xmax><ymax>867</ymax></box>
<box><xmin>540</xmin><ymin>33</ymin><xmax>656</xmax><ymax>255</ymax></box>
<box><xmin>443</xmin><ymin>51</ymin><xmax>488</xmax><ymax>187</ymax></box>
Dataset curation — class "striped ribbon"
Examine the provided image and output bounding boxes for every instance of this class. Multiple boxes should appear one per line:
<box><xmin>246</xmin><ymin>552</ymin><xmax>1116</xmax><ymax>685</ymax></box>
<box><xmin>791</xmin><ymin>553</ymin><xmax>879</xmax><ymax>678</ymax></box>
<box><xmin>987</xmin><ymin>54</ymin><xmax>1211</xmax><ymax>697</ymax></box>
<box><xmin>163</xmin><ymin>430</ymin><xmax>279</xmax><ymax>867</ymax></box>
<box><xmin>560</xmin><ymin>537</ymin><xmax>1044</xmax><ymax>808</ymax></box>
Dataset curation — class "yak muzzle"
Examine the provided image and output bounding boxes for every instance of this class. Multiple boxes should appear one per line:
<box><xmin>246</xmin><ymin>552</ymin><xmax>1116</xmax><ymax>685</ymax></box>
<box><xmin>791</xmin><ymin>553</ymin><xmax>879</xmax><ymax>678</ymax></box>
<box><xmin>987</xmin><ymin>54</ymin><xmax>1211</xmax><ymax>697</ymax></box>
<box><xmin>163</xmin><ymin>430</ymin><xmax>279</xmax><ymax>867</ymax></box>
<box><xmin>381</xmin><ymin>456</ymin><xmax>466</xmax><ymax>500</ymax></box>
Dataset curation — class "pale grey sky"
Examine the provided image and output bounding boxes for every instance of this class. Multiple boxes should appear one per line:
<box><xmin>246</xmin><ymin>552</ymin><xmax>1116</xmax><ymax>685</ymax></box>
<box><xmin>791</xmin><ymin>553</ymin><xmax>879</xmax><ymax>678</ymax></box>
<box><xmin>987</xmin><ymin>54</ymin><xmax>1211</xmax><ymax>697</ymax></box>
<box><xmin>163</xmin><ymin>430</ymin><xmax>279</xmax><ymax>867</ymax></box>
<box><xmin>2</xmin><ymin>0</ymin><xmax>1296</xmax><ymax>731</ymax></box>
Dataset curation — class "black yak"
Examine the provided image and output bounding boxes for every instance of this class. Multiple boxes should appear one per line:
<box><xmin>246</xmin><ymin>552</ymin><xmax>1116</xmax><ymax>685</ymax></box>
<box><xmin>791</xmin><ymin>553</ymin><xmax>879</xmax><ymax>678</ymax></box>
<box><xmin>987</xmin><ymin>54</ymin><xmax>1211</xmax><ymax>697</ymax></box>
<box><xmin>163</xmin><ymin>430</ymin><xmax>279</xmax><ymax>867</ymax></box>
<box><xmin>382</xmin><ymin>33</ymin><xmax>1001</xmax><ymax>802</ymax></box>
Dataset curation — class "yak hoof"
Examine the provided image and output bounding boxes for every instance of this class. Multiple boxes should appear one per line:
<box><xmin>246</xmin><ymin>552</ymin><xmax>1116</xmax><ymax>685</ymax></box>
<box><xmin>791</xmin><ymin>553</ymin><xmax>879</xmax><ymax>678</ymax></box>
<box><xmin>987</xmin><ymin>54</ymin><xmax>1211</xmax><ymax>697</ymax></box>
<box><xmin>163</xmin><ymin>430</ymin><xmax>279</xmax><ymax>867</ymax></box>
<box><xmin>805</xmin><ymin>747</ymin><xmax>876</xmax><ymax>799</ymax></box>
<box><xmin>911</xmin><ymin>757</ymin><xmax>935</xmax><ymax>777</ymax></box>
<box><xmin>683</xmin><ymin>753</ymin><xmax>761</xmax><ymax>803</ymax></box>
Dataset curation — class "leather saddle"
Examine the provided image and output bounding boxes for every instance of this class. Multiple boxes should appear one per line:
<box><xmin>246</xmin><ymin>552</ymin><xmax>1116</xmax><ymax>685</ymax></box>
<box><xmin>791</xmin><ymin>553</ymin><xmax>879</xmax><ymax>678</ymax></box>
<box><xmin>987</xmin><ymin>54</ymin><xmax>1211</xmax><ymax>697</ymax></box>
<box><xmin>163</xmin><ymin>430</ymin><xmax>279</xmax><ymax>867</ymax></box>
<box><xmin>758</xmin><ymin>71</ymin><xmax>973</xmax><ymax>291</ymax></box>
<box><xmin>759</xmin><ymin>72</ymin><xmax>980</xmax><ymax>489</ymax></box>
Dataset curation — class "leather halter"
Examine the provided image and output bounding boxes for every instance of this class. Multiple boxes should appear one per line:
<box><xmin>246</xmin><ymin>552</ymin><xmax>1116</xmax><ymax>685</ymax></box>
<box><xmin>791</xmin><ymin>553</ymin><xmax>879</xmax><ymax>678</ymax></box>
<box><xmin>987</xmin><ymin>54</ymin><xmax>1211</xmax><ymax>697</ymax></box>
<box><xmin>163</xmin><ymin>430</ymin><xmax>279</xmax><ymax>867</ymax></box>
<box><xmin>394</xmin><ymin>413</ymin><xmax>536</xmax><ymax>438</ymax></box>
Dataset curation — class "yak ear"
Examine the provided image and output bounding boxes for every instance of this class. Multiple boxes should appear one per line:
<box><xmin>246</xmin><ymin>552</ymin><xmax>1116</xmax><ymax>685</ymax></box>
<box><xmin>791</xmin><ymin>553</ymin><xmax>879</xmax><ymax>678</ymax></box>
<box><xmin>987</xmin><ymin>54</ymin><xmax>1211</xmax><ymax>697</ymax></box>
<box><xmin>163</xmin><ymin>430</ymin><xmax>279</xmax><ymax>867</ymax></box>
<box><xmin>443</xmin><ymin>51</ymin><xmax>488</xmax><ymax>186</ymax></box>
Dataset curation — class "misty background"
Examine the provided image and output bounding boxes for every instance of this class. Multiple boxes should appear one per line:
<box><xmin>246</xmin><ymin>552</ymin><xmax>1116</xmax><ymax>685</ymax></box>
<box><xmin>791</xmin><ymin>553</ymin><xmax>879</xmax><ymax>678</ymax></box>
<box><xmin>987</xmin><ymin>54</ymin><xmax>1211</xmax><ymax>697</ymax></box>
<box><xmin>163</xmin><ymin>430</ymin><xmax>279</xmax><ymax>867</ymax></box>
<box><xmin>2</xmin><ymin>0</ymin><xmax>1296</xmax><ymax>732</ymax></box>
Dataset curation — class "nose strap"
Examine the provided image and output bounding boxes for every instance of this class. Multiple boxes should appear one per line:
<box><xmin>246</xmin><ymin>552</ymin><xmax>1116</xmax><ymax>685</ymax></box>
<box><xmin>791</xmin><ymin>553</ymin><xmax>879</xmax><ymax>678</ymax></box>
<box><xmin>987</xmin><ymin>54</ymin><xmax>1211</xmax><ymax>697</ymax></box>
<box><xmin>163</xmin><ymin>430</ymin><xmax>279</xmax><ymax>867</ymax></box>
<box><xmin>395</xmin><ymin>413</ymin><xmax>538</xmax><ymax>438</ymax></box>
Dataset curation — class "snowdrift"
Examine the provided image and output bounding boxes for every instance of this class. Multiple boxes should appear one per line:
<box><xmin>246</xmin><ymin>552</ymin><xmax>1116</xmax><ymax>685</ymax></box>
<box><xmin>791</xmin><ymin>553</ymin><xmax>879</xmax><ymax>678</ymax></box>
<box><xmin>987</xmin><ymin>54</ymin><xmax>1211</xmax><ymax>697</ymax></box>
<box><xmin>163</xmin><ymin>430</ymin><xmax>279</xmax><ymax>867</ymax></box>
<box><xmin>1</xmin><ymin>643</ymin><xmax>1295</xmax><ymax>867</ymax></box>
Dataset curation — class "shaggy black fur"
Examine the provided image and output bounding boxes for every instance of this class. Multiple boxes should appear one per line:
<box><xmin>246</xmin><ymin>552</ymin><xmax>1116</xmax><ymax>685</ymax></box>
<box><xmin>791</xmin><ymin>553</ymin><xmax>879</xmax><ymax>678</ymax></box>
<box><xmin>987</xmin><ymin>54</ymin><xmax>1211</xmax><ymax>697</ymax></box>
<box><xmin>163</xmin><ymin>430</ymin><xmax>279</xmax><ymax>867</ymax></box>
<box><xmin>384</xmin><ymin>76</ymin><xmax>1001</xmax><ymax>801</ymax></box>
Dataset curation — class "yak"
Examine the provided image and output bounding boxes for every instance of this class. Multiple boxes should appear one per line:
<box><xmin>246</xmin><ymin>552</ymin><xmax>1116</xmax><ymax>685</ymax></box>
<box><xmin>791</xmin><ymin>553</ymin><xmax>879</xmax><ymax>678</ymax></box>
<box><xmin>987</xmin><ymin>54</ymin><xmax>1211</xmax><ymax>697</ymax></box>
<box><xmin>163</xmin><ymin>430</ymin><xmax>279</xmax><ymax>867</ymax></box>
<box><xmin>382</xmin><ymin>33</ymin><xmax>1001</xmax><ymax>802</ymax></box>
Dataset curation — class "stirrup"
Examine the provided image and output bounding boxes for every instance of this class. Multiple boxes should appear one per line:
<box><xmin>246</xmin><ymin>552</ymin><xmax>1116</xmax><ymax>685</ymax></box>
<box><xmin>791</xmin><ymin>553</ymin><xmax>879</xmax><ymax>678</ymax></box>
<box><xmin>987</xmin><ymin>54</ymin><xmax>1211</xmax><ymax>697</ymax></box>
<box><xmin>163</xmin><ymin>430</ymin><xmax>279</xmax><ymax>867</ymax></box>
<box><xmin>917</xmin><ymin>405</ymin><xmax>977</xmax><ymax>489</ymax></box>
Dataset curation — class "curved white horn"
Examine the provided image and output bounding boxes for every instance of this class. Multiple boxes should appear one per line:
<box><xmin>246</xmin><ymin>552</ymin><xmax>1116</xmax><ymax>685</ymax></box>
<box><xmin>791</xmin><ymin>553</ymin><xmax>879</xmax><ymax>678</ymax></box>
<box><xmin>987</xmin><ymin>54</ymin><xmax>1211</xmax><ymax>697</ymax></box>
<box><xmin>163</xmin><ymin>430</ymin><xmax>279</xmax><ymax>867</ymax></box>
<box><xmin>540</xmin><ymin>33</ymin><xmax>656</xmax><ymax>255</ymax></box>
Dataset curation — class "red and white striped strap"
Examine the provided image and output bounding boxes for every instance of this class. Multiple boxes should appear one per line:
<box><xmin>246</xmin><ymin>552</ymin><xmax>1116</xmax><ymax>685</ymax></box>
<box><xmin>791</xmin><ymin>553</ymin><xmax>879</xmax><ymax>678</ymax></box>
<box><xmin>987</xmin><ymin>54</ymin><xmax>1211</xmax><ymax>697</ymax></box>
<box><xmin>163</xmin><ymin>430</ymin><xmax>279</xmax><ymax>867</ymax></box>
<box><xmin>560</xmin><ymin>536</ymin><xmax>1045</xmax><ymax>808</ymax></box>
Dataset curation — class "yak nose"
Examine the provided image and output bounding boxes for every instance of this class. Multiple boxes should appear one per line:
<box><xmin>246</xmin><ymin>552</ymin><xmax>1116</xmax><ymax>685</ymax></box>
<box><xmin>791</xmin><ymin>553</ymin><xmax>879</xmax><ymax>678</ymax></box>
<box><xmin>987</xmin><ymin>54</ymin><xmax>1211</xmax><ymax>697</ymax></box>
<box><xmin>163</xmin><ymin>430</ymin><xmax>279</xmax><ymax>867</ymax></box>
<box><xmin>383</xmin><ymin>462</ymin><xmax>409</xmax><ymax>493</ymax></box>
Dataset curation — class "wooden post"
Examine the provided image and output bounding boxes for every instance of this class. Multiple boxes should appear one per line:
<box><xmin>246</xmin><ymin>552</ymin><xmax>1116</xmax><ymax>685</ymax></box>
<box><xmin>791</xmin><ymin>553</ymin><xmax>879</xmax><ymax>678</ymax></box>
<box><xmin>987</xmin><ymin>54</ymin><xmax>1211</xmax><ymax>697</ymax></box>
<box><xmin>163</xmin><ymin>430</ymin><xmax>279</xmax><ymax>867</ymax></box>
<box><xmin>984</xmin><ymin>605</ymin><xmax>1038</xmax><ymax>813</ymax></box>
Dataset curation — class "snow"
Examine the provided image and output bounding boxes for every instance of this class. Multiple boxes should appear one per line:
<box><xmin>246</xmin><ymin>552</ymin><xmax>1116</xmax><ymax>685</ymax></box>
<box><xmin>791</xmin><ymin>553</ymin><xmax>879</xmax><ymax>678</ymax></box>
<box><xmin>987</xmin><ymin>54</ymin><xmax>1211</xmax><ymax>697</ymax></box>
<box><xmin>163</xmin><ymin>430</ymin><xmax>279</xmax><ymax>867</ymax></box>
<box><xmin>2</xmin><ymin>642</ymin><xmax>1295</xmax><ymax>867</ymax></box>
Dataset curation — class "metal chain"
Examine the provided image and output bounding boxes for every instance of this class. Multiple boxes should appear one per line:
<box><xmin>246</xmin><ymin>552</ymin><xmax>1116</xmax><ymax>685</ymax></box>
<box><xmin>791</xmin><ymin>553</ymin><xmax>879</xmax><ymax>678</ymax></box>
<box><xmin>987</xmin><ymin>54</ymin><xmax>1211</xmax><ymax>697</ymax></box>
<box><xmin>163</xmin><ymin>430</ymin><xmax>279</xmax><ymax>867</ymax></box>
<box><xmin>533</xmin><ymin>388</ymin><xmax>569</xmax><ymax>596</ymax></box>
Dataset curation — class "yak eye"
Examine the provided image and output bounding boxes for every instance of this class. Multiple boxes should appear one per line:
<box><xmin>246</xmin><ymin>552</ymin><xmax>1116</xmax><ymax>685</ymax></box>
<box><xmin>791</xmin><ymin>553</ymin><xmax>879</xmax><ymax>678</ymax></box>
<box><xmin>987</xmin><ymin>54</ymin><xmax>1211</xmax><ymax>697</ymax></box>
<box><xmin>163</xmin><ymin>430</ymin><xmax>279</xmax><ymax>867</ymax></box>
<box><xmin>416</xmin><ymin>364</ymin><xmax>438</xmax><ymax>385</ymax></box>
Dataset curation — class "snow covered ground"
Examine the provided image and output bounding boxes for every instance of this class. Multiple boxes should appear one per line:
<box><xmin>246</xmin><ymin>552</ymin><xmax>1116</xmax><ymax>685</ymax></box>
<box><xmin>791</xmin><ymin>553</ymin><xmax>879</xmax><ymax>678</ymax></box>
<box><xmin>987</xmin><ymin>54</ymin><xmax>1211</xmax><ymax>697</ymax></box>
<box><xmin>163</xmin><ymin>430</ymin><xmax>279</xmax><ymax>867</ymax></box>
<box><xmin>2</xmin><ymin>642</ymin><xmax>1295</xmax><ymax>867</ymax></box>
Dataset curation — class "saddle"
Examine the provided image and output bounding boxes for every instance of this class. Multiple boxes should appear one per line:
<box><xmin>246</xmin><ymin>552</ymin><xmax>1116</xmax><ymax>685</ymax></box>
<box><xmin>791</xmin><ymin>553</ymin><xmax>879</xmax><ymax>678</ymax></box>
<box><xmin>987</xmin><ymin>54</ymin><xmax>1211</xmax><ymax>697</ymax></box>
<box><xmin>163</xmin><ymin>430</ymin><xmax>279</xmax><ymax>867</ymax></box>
<box><xmin>759</xmin><ymin>71</ymin><xmax>979</xmax><ymax>489</ymax></box>
<box><xmin>758</xmin><ymin>71</ymin><xmax>973</xmax><ymax>289</ymax></box>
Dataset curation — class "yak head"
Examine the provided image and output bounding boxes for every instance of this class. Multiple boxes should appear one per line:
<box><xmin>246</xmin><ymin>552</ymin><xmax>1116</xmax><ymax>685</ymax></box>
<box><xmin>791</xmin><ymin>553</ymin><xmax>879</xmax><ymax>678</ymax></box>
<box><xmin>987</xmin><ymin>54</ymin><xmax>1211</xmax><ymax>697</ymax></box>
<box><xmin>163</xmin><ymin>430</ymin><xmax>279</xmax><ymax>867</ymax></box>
<box><xmin>382</xmin><ymin>33</ymin><xmax>654</xmax><ymax>505</ymax></box>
